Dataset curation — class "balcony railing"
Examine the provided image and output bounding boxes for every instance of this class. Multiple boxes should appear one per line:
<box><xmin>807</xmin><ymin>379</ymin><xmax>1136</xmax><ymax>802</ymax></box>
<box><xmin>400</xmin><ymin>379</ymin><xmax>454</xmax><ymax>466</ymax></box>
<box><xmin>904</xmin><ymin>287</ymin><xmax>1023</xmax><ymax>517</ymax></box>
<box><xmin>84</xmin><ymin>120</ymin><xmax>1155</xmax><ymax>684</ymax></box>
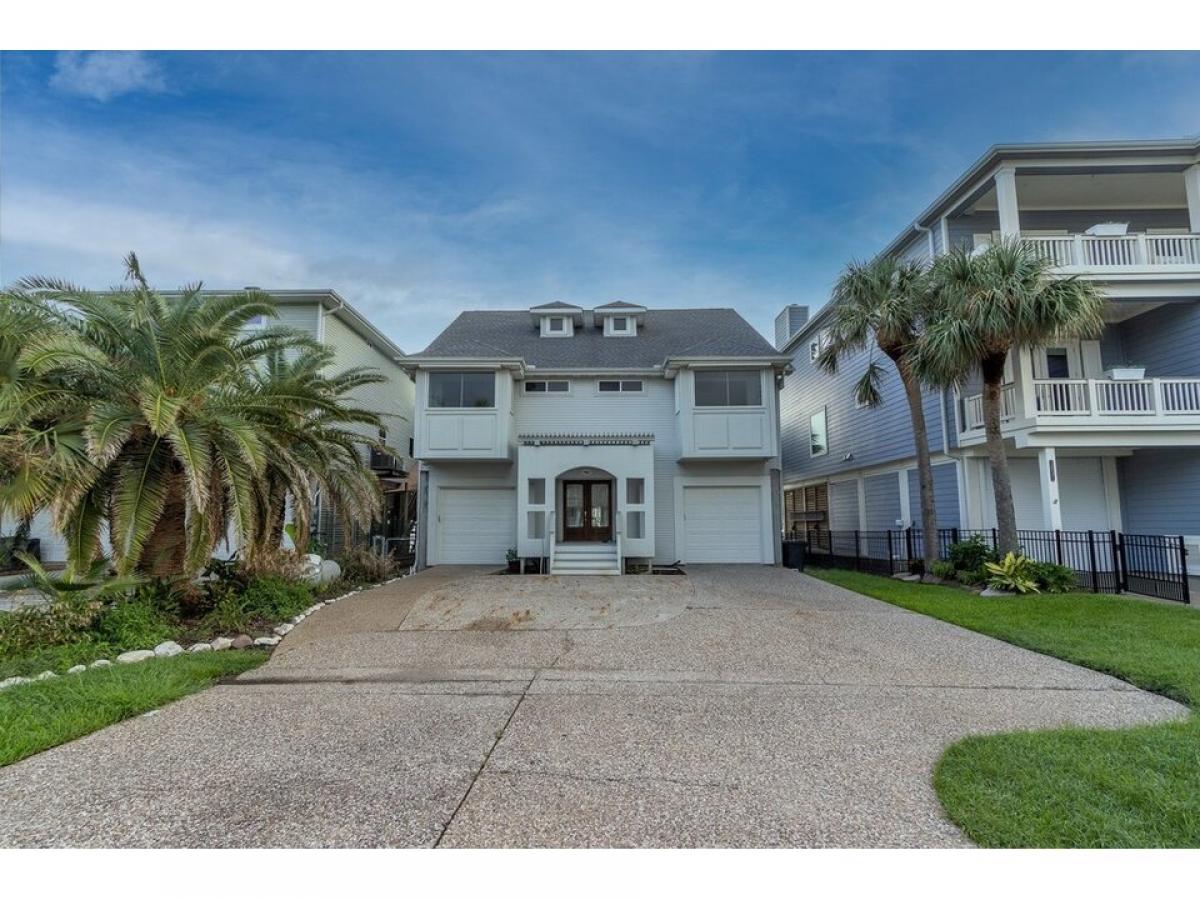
<box><xmin>963</xmin><ymin>384</ymin><xmax>1017</xmax><ymax>431</ymax></box>
<box><xmin>1022</xmin><ymin>234</ymin><xmax>1200</xmax><ymax>269</ymax></box>
<box><xmin>965</xmin><ymin>378</ymin><xmax>1200</xmax><ymax>430</ymax></box>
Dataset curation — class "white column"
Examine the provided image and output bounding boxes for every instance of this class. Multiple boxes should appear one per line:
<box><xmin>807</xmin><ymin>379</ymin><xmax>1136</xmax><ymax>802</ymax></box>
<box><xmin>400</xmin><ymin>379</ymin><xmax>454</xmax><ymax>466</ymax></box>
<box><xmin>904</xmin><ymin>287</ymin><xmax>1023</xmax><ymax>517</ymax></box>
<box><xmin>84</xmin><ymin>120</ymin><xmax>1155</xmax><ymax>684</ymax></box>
<box><xmin>1016</xmin><ymin>345</ymin><xmax>1037</xmax><ymax>420</ymax></box>
<box><xmin>995</xmin><ymin>166</ymin><xmax>1021</xmax><ymax>238</ymax></box>
<box><xmin>1038</xmin><ymin>447</ymin><xmax>1063</xmax><ymax>531</ymax></box>
<box><xmin>1101</xmin><ymin>456</ymin><xmax>1123</xmax><ymax>532</ymax></box>
<box><xmin>1185</xmin><ymin>164</ymin><xmax>1200</xmax><ymax>233</ymax></box>
<box><xmin>898</xmin><ymin>469</ymin><xmax>911</xmax><ymax>527</ymax></box>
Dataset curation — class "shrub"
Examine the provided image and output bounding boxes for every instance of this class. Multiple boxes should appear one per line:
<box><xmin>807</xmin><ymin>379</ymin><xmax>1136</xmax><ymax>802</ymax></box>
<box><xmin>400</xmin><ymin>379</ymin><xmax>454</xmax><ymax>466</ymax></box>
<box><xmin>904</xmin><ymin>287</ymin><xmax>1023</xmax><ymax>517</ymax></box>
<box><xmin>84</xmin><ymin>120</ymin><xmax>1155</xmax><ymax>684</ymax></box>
<box><xmin>95</xmin><ymin>586</ymin><xmax>176</xmax><ymax>648</ymax></box>
<box><xmin>955</xmin><ymin>567</ymin><xmax>990</xmax><ymax>586</ymax></box>
<box><xmin>337</xmin><ymin>547</ymin><xmax>397</xmax><ymax>584</ymax></box>
<box><xmin>948</xmin><ymin>535</ymin><xmax>999</xmax><ymax>573</ymax></box>
<box><xmin>985</xmin><ymin>552</ymin><xmax>1040</xmax><ymax>594</ymax></box>
<box><xmin>240</xmin><ymin>576</ymin><xmax>312</xmax><ymax>622</ymax></box>
<box><xmin>201</xmin><ymin>582</ymin><xmax>253</xmax><ymax>634</ymax></box>
<box><xmin>930</xmin><ymin>561</ymin><xmax>957</xmax><ymax>580</ymax></box>
<box><xmin>241</xmin><ymin>549</ymin><xmax>309</xmax><ymax>585</ymax></box>
<box><xmin>0</xmin><ymin>598</ymin><xmax>100</xmax><ymax>658</ymax></box>
<box><xmin>1029</xmin><ymin>560</ymin><xmax>1077</xmax><ymax>593</ymax></box>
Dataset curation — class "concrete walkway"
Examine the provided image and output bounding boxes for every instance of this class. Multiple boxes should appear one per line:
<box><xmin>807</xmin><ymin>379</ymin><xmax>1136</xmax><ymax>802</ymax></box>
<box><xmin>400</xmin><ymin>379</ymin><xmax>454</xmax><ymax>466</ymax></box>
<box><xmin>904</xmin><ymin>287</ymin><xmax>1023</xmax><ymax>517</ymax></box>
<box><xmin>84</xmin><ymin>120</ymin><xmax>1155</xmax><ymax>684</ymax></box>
<box><xmin>0</xmin><ymin>566</ymin><xmax>1185</xmax><ymax>847</ymax></box>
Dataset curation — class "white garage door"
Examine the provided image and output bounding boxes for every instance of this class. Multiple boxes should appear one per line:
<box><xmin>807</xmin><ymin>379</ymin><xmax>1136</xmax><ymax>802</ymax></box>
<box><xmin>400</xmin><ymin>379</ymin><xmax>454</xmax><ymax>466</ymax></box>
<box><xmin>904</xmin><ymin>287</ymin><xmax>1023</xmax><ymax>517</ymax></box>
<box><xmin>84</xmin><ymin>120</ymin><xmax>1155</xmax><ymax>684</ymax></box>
<box><xmin>683</xmin><ymin>485</ymin><xmax>766</xmax><ymax>563</ymax></box>
<box><xmin>436</xmin><ymin>488</ymin><xmax>516</xmax><ymax>564</ymax></box>
<box><xmin>1058</xmin><ymin>457</ymin><xmax>1111</xmax><ymax>532</ymax></box>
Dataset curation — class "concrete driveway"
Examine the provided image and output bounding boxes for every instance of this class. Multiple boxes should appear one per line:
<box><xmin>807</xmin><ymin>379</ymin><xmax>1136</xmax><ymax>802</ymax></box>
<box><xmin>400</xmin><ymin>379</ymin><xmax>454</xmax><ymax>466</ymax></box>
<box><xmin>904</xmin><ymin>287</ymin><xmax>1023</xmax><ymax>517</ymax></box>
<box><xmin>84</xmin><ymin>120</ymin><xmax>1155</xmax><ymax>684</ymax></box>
<box><xmin>0</xmin><ymin>566</ymin><xmax>1185</xmax><ymax>847</ymax></box>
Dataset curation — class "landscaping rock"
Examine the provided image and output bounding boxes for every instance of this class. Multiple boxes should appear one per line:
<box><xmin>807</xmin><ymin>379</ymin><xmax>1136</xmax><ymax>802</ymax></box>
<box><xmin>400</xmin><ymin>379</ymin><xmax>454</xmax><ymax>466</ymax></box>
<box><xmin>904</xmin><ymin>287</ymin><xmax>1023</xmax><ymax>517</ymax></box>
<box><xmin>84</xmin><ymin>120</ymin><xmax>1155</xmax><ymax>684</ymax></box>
<box><xmin>980</xmin><ymin>587</ymin><xmax>1015</xmax><ymax>597</ymax></box>
<box><xmin>0</xmin><ymin>676</ymin><xmax>31</xmax><ymax>690</ymax></box>
<box><xmin>188</xmin><ymin>642</ymin><xmax>213</xmax><ymax>653</ymax></box>
<box><xmin>67</xmin><ymin>664</ymin><xmax>87</xmax><ymax>675</ymax></box>
<box><xmin>273</xmin><ymin>623</ymin><xmax>293</xmax><ymax>636</ymax></box>
<box><xmin>892</xmin><ymin>573</ymin><xmax>923</xmax><ymax>582</ymax></box>
<box><xmin>253</xmin><ymin>635</ymin><xmax>280</xmax><ymax>647</ymax></box>
<box><xmin>90</xmin><ymin>659</ymin><xmax>112</xmax><ymax>668</ymax></box>
<box><xmin>117</xmin><ymin>649</ymin><xmax>156</xmax><ymax>664</ymax></box>
<box><xmin>154</xmin><ymin>641</ymin><xmax>184</xmax><ymax>657</ymax></box>
<box><xmin>290</xmin><ymin>614</ymin><xmax>305</xmax><ymax>625</ymax></box>
<box><xmin>210</xmin><ymin>637</ymin><xmax>234</xmax><ymax>651</ymax></box>
<box><xmin>35</xmin><ymin>671</ymin><xmax>58</xmax><ymax>681</ymax></box>
<box><xmin>230</xmin><ymin>635</ymin><xmax>253</xmax><ymax>649</ymax></box>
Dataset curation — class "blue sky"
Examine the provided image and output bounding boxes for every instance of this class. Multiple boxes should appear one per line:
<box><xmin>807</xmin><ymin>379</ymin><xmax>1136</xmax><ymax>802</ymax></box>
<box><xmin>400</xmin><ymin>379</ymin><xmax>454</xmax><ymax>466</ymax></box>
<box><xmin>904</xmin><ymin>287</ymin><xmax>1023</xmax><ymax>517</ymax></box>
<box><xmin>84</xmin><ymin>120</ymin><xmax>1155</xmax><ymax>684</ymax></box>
<box><xmin>2</xmin><ymin>51</ymin><xmax>1198</xmax><ymax>351</ymax></box>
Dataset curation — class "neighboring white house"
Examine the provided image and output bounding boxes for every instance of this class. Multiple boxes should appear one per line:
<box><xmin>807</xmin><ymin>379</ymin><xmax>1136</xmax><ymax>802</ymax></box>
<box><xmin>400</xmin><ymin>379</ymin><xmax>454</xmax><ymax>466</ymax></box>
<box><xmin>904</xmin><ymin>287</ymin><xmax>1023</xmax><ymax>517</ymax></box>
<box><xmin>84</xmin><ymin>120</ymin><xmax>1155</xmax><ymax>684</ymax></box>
<box><xmin>405</xmin><ymin>301</ymin><xmax>792</xmax><ymax>574</ymax></box>
<box><xmin>4</xmin><ymin>289</ymin><xmax>415</xmax><ymax>565</ymax></box>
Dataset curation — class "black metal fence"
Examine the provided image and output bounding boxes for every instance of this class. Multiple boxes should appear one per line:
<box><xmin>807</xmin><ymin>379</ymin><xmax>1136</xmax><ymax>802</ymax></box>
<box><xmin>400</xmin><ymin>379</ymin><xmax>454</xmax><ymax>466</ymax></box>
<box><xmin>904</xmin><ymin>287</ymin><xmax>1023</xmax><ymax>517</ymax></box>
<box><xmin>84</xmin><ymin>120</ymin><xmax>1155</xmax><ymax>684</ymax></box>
<box><xmin>786</xmin><ymin>527</ymin><xmax>1190</xmax><ymax>604</ymax></box>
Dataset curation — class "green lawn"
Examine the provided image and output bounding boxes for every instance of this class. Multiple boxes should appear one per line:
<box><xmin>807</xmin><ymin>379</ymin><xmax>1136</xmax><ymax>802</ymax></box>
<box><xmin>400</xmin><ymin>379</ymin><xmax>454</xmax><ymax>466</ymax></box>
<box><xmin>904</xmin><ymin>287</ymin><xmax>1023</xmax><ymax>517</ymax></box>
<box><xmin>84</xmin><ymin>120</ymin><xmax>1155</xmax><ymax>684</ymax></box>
<box><xmin>0</xmin><ymin>651</ymin><xmax>268</xmax><ymax>768</ymax></box>
<box><xmin>809</xmin><ymin>568</ymin><xmax>1200</xmax><ymax>847</ymax></box>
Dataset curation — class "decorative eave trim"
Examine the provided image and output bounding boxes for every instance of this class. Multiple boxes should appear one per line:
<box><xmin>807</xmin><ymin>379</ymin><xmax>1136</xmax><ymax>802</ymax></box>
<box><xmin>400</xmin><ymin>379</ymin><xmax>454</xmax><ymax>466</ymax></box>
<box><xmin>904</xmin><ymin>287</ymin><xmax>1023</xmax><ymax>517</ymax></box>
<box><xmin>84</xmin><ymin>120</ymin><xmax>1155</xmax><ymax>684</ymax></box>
<box><xmin>401</xmin><ymin>356</ymin><xmax>526</xmax><ymax>375</ymax></box>
<box><xmin>663</xmin><ymin>355</ymin><xmax>794</xmax><ymax>375</ymax></box>
<box><xmin>518</xmin><ymin>431</ymin><xmax>655</xmax><ymax>447</ymax></box>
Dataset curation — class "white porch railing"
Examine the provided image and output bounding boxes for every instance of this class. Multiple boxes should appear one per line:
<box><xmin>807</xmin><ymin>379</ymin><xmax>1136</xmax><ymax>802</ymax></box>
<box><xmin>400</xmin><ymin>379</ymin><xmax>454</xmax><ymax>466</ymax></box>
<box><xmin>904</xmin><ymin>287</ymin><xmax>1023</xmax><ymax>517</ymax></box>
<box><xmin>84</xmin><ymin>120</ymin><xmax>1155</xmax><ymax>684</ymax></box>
<box><xmin>1022</xmin><ymin>234</ymin><xmax>1200</xmax><ymax>269</ymax></box>
<box><xmin>964</xmin><ymin>384</ymin><xmax>1017</xmax><ymax>431</ymax></box>
<box><xmin>965</xmin><ymin>378</ymin><xmax>1200</xmax><ymax>429</ymax></box>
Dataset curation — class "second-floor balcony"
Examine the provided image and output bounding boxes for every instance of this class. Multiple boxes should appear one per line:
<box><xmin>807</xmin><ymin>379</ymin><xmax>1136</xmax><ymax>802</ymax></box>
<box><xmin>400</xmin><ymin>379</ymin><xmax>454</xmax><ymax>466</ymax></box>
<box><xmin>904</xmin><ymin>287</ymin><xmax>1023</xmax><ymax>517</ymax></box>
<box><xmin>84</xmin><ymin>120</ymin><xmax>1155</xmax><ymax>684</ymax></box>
<box><xmin>1022</xmin><ymin>233</ymin><xmax>1200</xmax><ymax>272</ymax></box>
<box><xmin>965</xmin><ymin>377</ymin><xmax>1200</xmax><ymax>432</ymax></box>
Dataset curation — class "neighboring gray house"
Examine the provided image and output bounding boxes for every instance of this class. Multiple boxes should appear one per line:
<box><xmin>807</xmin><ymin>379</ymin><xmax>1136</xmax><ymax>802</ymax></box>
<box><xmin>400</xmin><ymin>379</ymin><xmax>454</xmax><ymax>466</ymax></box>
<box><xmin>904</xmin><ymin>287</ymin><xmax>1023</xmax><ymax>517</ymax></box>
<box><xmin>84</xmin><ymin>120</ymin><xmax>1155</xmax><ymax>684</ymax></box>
<box><xmin>6</xmin><ymin>289</ymin><xmax>415</xmax><ymax>564</ymax></box>
<box><xmin>404</xmin><ymin>302</ymin><xmax>791</xmax><ymax>574</ymax></box>
<box><xmin>779</xmin><ymin>138</ymin><xmax>1200</xmax><ymax>573</ymax></box>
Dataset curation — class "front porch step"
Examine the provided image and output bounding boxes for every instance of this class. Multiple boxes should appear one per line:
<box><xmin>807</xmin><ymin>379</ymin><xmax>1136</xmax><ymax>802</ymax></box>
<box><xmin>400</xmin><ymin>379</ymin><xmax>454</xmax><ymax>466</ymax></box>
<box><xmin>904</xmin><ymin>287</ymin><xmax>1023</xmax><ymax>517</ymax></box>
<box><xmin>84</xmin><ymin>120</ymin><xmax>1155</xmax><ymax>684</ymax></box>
<box><xmin>550</xmin><ymin>543</ymin><xmax>620</xmax><ymax>575</ymax></box>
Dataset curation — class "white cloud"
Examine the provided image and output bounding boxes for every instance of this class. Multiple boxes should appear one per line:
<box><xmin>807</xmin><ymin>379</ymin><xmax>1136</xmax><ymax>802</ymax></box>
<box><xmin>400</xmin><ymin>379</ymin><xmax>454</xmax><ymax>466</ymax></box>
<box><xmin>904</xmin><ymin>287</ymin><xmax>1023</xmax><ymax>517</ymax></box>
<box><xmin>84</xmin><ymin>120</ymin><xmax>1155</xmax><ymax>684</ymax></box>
<box><xmin>49</xmin><ymin>51</ymin><xmax>165</xmax><ymax>102</ymax></box>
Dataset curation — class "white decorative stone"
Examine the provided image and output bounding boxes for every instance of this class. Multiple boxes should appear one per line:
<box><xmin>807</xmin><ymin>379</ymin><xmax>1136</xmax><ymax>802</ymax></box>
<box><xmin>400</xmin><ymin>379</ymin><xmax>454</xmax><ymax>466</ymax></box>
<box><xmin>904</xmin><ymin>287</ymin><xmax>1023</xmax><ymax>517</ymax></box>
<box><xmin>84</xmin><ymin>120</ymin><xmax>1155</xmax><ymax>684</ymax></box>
<box><xmin>980</xmin><ymin>587</ymin><xmax>1016</xmax><ymax>597</ymax></box>
<box><xmin>253</xmin><ymin>635</ymin><xmax>280</xmax><ymax>647</ymax></box>
<box><xmin>302</xmin><ymin>553</ymin><xmax>323</xmax><ymax>585</ymax></box>
<box><xmin>318</xmin><ymin>559</ymin><xmax>340</xmax><ymax>584</ymax></box>
<box><xmin>154</xmin><ymin>641</ymin><xmax>184</xmax><ymax>657</ymax></box>
<box><xmin>117</xmin><ymin>649</ymin><xmax>156</xmax><ymax>664</ymax></box>
<box><xmin>34</xmin><ymin>670</ymin><xmax>57</xmax><ymax>681</ymax></box>
<box><xmin>67</xmin><ymin>664</ymin><xmax>87</xmax><ymax>675</ymax></box>
<box><xmin>273</xmin><ymin>623</ymin><xmax>293</xmax><ymax>636</ymax></box>
<box><xmin>0</xmin><ymin>676</ymin><xmax>31</xmax><ymax>690</ymax></box>
<box><xmin>210</xmin><ymin>637</ymin><xmax>233</xmax><ymax>651</ymax></box>
<box><xmin>290</xmin><ymin>614</ymin><xmax>305</xmax><ymax>625</ymax></box>
<box><xmin>187</xmin><ymin>642</ymin><xmax>213</xmax><ymax>653</ymax></box>
<box><xmin>90</xmin><ymin>659</ymin><xmax>112</xmax><ymax>668</ymax></box>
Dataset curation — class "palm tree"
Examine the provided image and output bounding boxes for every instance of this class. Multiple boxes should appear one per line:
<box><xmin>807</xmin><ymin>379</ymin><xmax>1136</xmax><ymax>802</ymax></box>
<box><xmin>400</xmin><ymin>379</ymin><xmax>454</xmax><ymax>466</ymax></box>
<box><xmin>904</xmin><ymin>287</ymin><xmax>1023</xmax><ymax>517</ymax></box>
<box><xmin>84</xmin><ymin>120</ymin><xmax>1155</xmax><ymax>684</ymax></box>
<box><xmin>817</xmin><ymin>256</ymin><xmax>941</xmax><ymax>574</ymax></box>
<box><xmin>246</xmin><ymin>345</ymin><xmax>387</xmax><ymax>554</ymax></box>
<box><xmin>0</xmin><ymin>254</ymin><xmax>385</xmax><ymax>578</ymax></box>
<box><xmin>919</xmin><ymin>238</ymin><xmax>1105</xmax><ymax>553</ymax></box>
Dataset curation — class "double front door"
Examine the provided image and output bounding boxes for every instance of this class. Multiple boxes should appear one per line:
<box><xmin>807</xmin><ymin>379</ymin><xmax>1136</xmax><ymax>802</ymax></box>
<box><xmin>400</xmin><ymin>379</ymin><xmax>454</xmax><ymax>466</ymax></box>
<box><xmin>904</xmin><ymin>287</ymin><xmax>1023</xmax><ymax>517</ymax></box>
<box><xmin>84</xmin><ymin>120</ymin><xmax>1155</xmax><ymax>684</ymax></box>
<box><xmin>562</xmin><ymin>480</ymin><xmax>612</xmax><ymax>542</ymax></box>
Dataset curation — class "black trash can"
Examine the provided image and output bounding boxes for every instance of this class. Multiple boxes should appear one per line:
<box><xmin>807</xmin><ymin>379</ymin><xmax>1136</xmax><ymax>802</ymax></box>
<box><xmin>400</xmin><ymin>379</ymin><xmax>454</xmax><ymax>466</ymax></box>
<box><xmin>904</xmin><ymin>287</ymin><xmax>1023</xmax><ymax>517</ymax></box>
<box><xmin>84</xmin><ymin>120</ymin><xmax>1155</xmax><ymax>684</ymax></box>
<box><xmin>782</xmin><ymin>540</ymin><xmax>807</xmax><ymax>571</ymax></box>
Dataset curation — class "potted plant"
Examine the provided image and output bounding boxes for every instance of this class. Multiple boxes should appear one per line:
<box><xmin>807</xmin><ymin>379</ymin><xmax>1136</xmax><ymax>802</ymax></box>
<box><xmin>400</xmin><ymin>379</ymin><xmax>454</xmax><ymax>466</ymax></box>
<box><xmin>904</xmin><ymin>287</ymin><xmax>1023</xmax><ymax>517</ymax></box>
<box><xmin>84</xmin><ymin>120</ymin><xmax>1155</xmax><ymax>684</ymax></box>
<box><xmin>505</xmin><ymin>547</ymin><xmax>520</xmax><ymax>574</ymax></box>
<box><xmin>1104</xmin><ymin>362</ymin><xmax>1146</xmax><ymax>381</ymax></box>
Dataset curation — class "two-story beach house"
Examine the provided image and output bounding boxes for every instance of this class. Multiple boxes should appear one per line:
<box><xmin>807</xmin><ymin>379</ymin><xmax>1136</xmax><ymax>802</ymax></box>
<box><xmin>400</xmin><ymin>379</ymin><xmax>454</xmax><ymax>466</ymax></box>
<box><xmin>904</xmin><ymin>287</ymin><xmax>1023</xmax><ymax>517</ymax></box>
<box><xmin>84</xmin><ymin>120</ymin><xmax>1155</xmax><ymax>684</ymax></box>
<box><xmin>779</xmin><ymin>138</ymin><xmax>1200</xmax><ymax>573</ymax></box>
<box><xmin>405</xmin><ymin>302</ymin><xmax>791</xmax><ymax>574</ymax></box>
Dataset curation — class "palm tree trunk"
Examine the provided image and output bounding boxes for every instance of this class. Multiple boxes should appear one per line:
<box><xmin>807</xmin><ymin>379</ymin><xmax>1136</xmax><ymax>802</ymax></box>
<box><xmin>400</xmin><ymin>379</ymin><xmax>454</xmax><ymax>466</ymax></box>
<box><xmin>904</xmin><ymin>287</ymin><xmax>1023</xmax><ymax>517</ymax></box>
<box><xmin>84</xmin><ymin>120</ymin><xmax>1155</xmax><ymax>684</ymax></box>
<box><xmin>896</xmin><ymin>366</ymin><xmax>939</xmax><ymax>574</ymax></box>
<box><xmin>141</xmin><ymin>477</ymin><xmax>188</xmax><ymax>578</ymax></box>
<box><xmin>981</xmin><ymin>352</ymin><xmax>1019</xmax><ymax>554</ymax></box>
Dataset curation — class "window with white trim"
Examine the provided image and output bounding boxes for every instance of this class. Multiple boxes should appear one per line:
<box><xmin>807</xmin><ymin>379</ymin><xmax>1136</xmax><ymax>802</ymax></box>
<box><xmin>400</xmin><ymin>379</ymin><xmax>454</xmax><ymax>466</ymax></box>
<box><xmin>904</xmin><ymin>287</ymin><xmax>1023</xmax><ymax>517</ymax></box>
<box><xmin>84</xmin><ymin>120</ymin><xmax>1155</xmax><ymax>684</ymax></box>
<box><xmin>524</xmin><ymin>380</ymin><xmax>570</xmax><ymax>394</ymax></box>
<box><xmin>548</xmin><ymin>316</ymin><xmax>565</xmax><ymax>332</ymax></box>
<box><xmin>809</xmin><ymin>329</ymin><xmax>830</xmax><ymax>362</ymax></box>
<box><xmin>809</xmin><ymin>407</ymin><xmax>828</xmax><ymax>457</ymax></box>
<box><xmin>428</xmin><ymin>371</ymin><xmax>495</xmax><ymax>408</ymax></box>
<box><xmin>694</xmin><ymin>370</ymin><xmax>762</xmax><ymax>407</ymax></box>
<box><xmin>598</xmin><ymin>380</ymin><xmax>643</xmax><ymax>393</ymax></box>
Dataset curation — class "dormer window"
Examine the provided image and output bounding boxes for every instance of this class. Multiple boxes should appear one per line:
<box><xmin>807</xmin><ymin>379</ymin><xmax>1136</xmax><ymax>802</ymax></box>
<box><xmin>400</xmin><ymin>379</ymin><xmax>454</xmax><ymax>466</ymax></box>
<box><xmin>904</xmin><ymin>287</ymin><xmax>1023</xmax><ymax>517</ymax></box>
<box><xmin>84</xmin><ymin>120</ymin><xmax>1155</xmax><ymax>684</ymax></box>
<box><xmin>532</xmin><ymin>302</ymin><xmax>581</xmax><ymax>337</ymax></box>
<box><xmin>549</xmin><ymin>317</ymin><xmax>565</xmax><ymax>333</ymax></box>
<box><xmin>597</xmin><ymin>303</ymin><xmax>644</xmax><ymax>337</ymax></box>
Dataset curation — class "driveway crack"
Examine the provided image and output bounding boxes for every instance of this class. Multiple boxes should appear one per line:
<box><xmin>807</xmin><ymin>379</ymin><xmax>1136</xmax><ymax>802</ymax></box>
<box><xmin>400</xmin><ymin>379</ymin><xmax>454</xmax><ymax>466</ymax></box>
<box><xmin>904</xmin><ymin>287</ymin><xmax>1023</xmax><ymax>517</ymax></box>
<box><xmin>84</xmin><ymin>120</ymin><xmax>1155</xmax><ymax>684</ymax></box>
<box><xmin>433</xmin><ymin>671</ymin><xmax>534</xmax><ymax>847</ymax></box>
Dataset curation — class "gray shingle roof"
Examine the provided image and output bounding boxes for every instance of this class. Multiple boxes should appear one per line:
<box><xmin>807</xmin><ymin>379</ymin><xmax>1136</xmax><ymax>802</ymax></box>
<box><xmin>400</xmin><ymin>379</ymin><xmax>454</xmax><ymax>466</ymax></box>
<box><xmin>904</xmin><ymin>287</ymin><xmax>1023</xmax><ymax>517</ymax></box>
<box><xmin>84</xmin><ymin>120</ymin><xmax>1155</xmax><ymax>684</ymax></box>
<box><xmin>595</xmin><ymin>300</ymin><xmax>645</xmax><ymax>310</ymax></box>
<box><xmin>411</xmin><ymin>308</ymin><xmax>779</xmax><ymax>368</ymax></box>
<box><xmin>530</xmin><ymin>300</ymin><xmax>582</xmax><ymax>311</ymax></box>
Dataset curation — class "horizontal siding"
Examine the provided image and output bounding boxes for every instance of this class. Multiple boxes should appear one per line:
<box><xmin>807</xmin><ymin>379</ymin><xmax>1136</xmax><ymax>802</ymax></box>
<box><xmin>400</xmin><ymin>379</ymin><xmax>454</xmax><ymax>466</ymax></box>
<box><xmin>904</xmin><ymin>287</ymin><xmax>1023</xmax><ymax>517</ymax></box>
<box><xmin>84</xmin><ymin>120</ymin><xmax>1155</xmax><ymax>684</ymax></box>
<box><xmin>1111</xmin><ymin>302</ymin><xmax>1200</xmax><ymax>377</ymax></box>
<box><xmin>863</xmin><ymin>473</ymin><xmax>901</xmax><ymax>531</ymax></box>
<box><xmin>1118</xmin><ymin>449</ymin><xmax>1200</xmax><ymax>536</ymax></box>
<box><xmin>780</xmin><ymin>335</ymin><xmax>944</xmax><ymax>486</ymax></box>
<box><xmin>906</xmin><ymin>461</ymin><xmax>961</xmax><ymax>531</ymax></box>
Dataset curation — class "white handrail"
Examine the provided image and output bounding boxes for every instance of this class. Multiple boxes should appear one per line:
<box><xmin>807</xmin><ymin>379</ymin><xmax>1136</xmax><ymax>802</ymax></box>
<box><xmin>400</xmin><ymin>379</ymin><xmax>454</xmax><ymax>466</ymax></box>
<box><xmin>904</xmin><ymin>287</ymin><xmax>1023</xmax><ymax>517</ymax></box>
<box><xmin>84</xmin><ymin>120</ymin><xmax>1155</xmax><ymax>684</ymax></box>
<box><xmin>615</xmin><ymin>505</ymin><xmax>623</xmax><ymax>577</ymax></box>
<box><xmin>547</xmin><ymin>508</ymin><xmax>556</xmax><ymax>572</ymax></box>
<box><xmin>1021</xmin><ymin>233</ymin><xmax>1200</xmax><ymax>268</ymax></box>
